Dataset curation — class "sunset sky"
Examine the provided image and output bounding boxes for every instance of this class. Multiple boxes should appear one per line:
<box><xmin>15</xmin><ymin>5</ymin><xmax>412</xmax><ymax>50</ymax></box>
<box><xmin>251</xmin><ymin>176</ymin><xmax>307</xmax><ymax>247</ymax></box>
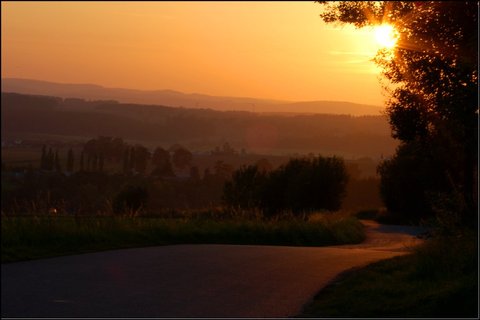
<box><xmin>2</xmin><ymin>1</ymin><xmax>389</xmax><ymax>106</ymax></box>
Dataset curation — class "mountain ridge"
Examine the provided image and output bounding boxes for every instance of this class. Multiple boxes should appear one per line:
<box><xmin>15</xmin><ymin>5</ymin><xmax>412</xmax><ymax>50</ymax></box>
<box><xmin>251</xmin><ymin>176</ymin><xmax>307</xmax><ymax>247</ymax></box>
<box><xmin>2</xmin><ymin>78</ymin><xmax>383</xmax><ymax>116</ymax></box>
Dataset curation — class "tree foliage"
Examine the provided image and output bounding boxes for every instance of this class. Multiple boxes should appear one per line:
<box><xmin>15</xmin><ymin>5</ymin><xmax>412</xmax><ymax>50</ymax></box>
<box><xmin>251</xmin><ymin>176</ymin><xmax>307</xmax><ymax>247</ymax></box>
<box><xmin>84</xmin><ymin>136</ymin><xmax>127</xmax><ymax>162</ymax></box>
<box><xmin>66</xmin><ymin>148</ymin><xmax>74</xmax><ymax>173</ymax></box>
<box><xmin>133</xmin><ymin>145</ymin><xmax>150</xmax><ymax>175</ymax></box>
<box><xmin>317</xmin><ymin>1</ymin><xmax>478</xmax><ymax>223</ymax></box>
<box><xmin>223</xmin><ymin>165</ymin><xmax>268</xmax><ymax>210</ymax></box>
<box><xmin>172</xmin><ymin>147</ymin><xmax>193</xmax><ymax>170</ymax></box>
<box><xmin>151</xmin><ymin>147</ymin><xmax>174</xmax><ymax>177</ymax></box>
<box><xmin>377</xmin><ymin>142</ymin><xmax>450</xmax><ymax>220</ymax></box>
<box><xmin>223</xmin><ymin>156</ymin><xmax>348</xmax><ymax>217</ymax></box>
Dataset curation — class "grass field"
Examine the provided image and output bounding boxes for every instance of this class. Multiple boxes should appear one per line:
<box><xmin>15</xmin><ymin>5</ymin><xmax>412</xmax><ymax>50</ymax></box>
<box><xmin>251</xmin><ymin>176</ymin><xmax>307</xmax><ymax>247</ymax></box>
<box><xmin>1</xmin><ymin>211</ymin><xmax>365</xmax><ymax>263</ymax></box>
<box><xmin>298</xmin><ymin>231</ymin><xmax>478</xmax><ymax>318</ymax></box>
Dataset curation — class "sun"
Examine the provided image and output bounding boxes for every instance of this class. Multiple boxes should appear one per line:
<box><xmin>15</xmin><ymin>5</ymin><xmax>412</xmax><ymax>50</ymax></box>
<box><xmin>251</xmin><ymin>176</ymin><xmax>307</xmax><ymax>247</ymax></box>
<box><xmin>374</xmin><ymin>24</ymin><xmax>398</xmax><ymax>49</ymax></box>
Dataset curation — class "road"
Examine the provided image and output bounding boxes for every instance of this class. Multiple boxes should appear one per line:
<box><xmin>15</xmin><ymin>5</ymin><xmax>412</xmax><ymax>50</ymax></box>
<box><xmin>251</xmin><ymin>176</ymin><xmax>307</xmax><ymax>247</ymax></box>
<box><xmin>1</xmin><ymin>220</ymin><xmax>425</xmax><ymax>318</ymax></box>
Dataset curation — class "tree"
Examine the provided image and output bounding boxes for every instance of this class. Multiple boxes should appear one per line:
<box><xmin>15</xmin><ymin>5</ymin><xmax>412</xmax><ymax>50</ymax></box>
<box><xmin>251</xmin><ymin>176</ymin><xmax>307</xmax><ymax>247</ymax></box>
<box><xmin>129</xmin><ymin>146</ymin><xmax>136</xmax><ymax>173</ymax></box>
<box><xmin>318</xmin><ymin>1</ymin><xmax>478</xmax><ymax>224</ymax></box>
<box><xmin>152</xmin><ymin>147</ymin><xmax>169</xmax><ymax>167</ymax></box>
<box><xmin>40</xmin><ymin>145</ymin><xmax>47</xmax><ymax>170</ymax></box>
<box><xmin>212</xmin><ymin>142</ymin><xmax>236</xmax><ymax>155</ymax></box>
<box><xmin>92</xmin><ymin>154</ymin><xmax>98</xmax><ymax>172</ymax></box>
<box><xmin>46</xmin><ymin>148</ymin><xmax>54</xmax><ymax>171</ymax></box>
<box><xmin>54</xmin><ymin>150</ymin><xmax>61</xmax><ymax>172</ymax></box>
<box><xmin>110</xmin><ymin>137</ymin><xmax>126</xmax><ymax>162</ymax></box>
<box><xmin>83</xmin><ymin>138</ymin><xmax>98</xmax><ymax>159</ymax></box>
<box><xmin>151</xmin><ymin>147</ymin><xmax>174</xmax><ymax>177</ymax></box>
<box><xmin>172</xmin><ymin>147</ymin><xmax>193</xmax><ymax>170</ymax></box>
<box><xmin>133</xmin><ymin>145</ymin><xmax>150</xmax><ymax>175</ymax></box>
<box><xmin>67</xmin><ymin>148</ymin><xmax>74</xmax><ymax>172</ymax></box>
<box><xmin>99</xmin><ymin>153</ymin><xmax>104</xmax><ymax>173</ymax></box>
<box><xmin>214</xmin><ymin>160</ymin><xmax>234</xmax><ymax>180</ymax></box>
<box><xmin>190</xmin><ymin>166</ymin><xmax>200</xmax><ymax>181</ymax></box>
<box><xmin>80</xmin><ymin>151</ymin><xmax>85</xmax><ymax>172</ymax></box>
<box><xmin>86</xmin><ymin>154</ymin><xmax>92</xmax><ymax>172</ymax></box>
<box><xmin>122</xmin><ymin>148</ymin><xmax>130</xmax><ymax>175</ymax></box>
<box><xmin>377</xmin><ymin>142</ymin><xmax>449</xmax><ymax>220</ymax></box>
<box><xmin>272</xmin><ymin>156</ymin><xmax>348</xmax><ymax>214</ymax></box>
<box><xmin>223</xmin><ymin>165</ymin><xmax>268</xmax><ymax>209</ymax></box>
<box><xmin>83</xmin><ymin>136</ymin><xmax>127</xmax><ymax>163</ymax></box>
<box><xmin>223</xmin><ymin>156</ymin><xmax>349</xmax><ymax>217</ymax></box>
<box><xmin>203</xmin><ymin>168</ymin><xmax>212</xmax><ymax>182</ymax></box>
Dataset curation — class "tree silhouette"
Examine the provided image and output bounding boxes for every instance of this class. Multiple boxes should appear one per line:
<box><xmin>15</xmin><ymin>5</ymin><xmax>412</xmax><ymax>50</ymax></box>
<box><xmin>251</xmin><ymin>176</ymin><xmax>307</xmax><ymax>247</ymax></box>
<box><xmin>99</xmin><ymin>153</ymin><xmax>105</xmax><ymax>173</ymax></box>
<box><xmin>40</xmin><ymin>145</ymin><xmax>47</xmax><ymax>170</ymax></box>
<box><xmin>80</xmin><ymin>151</ymin><xmax>85</xmax><ymax>172</ymax></box>
<box><xmin>214</xmin><ymin>160</ymin><xmax>234</xmax><ymax>179</ymax></box>
<box><xmin>223</xmin><ymin>165</ymin><xmax>267</xmax><ymax>209</ymax></box>
<box><xmin>151</xmin><ymin>147</ymin><xmax>174</xmax><ymax>177</ymax></box>
<box><xmin>92</xmin><ymin>154</ymin><xmax>98</xmax><ymax>172</ymax></box>
<box><xmin>189</xmin><ymin>166</ymin><xmax>200</xmax><ymax>181</ymax></box>
<box><xmin>86</xmin><ymin>154</ymin><xmax>92</xmax><ymax>172</ymax></box>
<box><xmin>152</xmin><ymin>147</ymin><xmax>169</xmax><ymax>167</ymax></box>
<box><xmin>224</xmin><ymin>156</ymin><xmax>348</xmax><ymax>217</ymax></box>
<box><xmin>129</xmin><ymin>146</ymin><xmax>136</xmax><ymax>173</ymax></box>
<box><xmin>172</xmin><ymin>147</ymin><xmax>193</xmax><ymax>170</ymax></box>
<box><xmin>46</xmin><ymin>148</ymin><xmax>54</xmax><ymax>171</ymax></box>
<box><xmin>377</xmin><ymin>142</ymin><xmax>449</xmax><ymax>220</ymax></box>
<box><xmin>67</xmin><ymin>148</ymin><xmax>74</xmax><ymax>173</ymax></box>
<box><xmin>54</xmin><ymin>150</ymin><xmax>61</xmax><ymax>172</ymax></box>
<box><xmin>122</xmin><ymin>148</ymin><xmax>130</xmax><ymax>175</ymax></box>
<box><xmin>83</xmin><ymin>136</ymin><xmax>127</xmax><ymax>166</ymax></box>
<box><xmin>133</xmin><ymin>145</ymin><xmax>150</xmax><ymax>175</ymax></box>
<box><xmin>318</xmin><ymin>1</ymin><xmax>478</xmax><ymax>223</ymax></box>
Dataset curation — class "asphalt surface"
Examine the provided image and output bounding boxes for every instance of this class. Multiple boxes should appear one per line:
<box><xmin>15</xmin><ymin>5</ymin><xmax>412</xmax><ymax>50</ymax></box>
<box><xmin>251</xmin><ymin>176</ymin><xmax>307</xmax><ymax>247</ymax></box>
<box><xmin>1</xmin><ymin>220</ymin><xmax>426</xmax><ymax>318</ymax></box>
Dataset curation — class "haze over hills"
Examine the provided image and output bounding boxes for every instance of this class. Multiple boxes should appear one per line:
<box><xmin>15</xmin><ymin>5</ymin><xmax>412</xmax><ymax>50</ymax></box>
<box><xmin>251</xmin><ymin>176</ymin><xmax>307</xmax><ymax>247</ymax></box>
<box><xmin>1</xmin><ymin>92</ymin><xmax>397</xmax><ymax>158</ymax></box>
<box><xmin>2</xmin><ymin>78</ymin><xmax>384</xmax><ymax>116</ymax></box>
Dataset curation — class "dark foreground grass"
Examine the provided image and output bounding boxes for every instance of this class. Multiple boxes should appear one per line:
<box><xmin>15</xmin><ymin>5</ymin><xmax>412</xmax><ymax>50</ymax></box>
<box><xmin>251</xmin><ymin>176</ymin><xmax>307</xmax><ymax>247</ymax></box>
<box><xmin>298</xmin><ymin>232</ymin><xmax>478</xmax><ymax>318</ymax></box>
<box><xmin>1</xmin><ymin>212</ymin><xmax>365</xmax><ymax>263</ymax></box>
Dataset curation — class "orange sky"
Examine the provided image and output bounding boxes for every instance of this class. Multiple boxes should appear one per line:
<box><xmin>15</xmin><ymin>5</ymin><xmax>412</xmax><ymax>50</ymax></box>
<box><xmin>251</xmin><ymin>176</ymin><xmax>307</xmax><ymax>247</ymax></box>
<box><xmin>1</xmin><ymin>1</ymin><xmax>388</xmax><ymax>106</ymax></box>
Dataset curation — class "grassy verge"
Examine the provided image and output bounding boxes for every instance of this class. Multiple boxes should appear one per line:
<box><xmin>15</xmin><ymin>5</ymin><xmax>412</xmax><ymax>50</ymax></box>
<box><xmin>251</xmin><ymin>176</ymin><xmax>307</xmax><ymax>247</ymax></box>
<box><xmin>298</xmin><ymin>232</ymin><xmax>478</xmax><ymax>318</ymax></box>
<box><xmin>1</xmin><ymin>211</ymin><xmax>365</xmax><ymax>263</ymax></box>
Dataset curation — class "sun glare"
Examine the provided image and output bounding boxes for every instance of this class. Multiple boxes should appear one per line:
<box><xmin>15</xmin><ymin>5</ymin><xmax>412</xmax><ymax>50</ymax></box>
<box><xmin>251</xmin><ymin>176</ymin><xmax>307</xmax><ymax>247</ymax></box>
<box><xmin>374</xmin><ymin>24</ymin><xmax>398</xmax><ymax>49</ymax></box>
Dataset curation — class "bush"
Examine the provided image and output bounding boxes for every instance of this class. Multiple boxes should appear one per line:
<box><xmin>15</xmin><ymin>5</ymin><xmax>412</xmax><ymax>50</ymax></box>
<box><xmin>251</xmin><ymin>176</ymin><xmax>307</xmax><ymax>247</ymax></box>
<box><xmin>113</xmin><ymin>185</ymin><xmax>148</xmax><ymax>215</ymax></box>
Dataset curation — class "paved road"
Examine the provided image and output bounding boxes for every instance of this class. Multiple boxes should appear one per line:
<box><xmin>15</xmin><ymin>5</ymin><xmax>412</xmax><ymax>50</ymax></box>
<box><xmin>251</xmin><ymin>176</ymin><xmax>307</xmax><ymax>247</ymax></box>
<box><xmin>1</xmin><ymin>220</ymin><xmax>425</xmax><ymax>318</ymax></box>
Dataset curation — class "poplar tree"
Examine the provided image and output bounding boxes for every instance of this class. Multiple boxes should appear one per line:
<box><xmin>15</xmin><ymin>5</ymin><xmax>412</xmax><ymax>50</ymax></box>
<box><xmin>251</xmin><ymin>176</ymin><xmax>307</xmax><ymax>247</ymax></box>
<box><xmin>67</xmin><ymin>148</ymin><xmax>74</xmax><ymax>172</ymax></box>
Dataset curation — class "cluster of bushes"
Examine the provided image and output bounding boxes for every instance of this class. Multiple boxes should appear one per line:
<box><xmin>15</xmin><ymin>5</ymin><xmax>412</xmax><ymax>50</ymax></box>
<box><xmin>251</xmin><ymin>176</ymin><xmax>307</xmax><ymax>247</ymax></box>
<box><xmin>223</xmin><ymin>155</ymin><xmax>349</xmax><ymax>217</ymax></box>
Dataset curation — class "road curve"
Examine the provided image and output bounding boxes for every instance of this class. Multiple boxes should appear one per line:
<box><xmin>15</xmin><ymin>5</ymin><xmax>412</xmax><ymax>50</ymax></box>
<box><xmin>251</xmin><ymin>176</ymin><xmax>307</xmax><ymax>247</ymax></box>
<box><xmin>1</xmin><ymin>220</ymin><xmax>425</xmax><ymax>318</ymax></box>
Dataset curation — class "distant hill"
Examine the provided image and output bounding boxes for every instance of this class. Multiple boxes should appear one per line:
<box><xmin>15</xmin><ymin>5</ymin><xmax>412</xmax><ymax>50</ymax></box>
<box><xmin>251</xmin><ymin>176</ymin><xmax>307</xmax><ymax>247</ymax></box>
<box><xmin>1</xmin><ymin>92</ymin><xmax>397</xmax><ymax>158</ymax></box>
<box><xmin>1</xmin><ymin>78</ymin><xmax>383</xmax><ymax>116</ymax></box>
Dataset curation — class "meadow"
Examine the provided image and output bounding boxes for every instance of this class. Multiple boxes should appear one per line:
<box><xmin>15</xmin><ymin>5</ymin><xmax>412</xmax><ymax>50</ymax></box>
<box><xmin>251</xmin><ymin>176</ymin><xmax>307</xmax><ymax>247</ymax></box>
<box><xmin>1</xmin><ymin>210</ymin><xmax>365</xmax><ymax>263</ymax></box>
